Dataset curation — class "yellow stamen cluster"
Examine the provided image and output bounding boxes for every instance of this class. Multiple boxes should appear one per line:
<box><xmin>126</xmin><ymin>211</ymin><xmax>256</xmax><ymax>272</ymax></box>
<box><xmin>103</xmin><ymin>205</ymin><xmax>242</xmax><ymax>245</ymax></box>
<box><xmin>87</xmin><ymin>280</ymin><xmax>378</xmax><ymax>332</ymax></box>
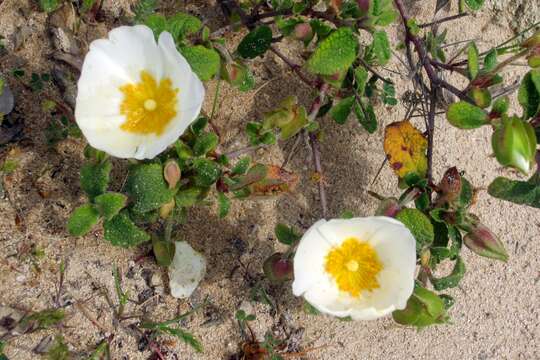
<box><xmin>119</xmin><ymin>70</ymin><xmax>178</xmax><ymax>135</ymax></box>
<box><xmin>324</xmin><ymin>237</ymin><xmax>382</xmax><ymax>298</ymax></box>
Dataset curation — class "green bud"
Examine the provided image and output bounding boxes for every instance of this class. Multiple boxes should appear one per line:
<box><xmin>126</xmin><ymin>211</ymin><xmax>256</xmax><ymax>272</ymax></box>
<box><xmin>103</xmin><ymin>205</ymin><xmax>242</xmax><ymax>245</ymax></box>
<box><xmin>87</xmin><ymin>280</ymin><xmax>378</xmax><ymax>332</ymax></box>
<box><xmin>464</xmin><ymin>223</ymin><xmax>508</xmax><ymax>262</ymax></box>
<box><xmin>470</xmin><ymin>87</ymin><xmax>491</xmax><ymax>109</ymax></box>
<box><xmin>374</xmin><ymin>197</ymin><xmax>401</xmax><ymax>217</ymax></box>
<box><xmin>392</xmin><ymin>283</ymin><xmax>449</xmax><ymax>328</ymax></box>
<box><xmin>263</xmin><ymin>253</ymin><xmax>293</xmax><ymax>283</ymax></box>
<box><xmin>492</xmin><ymin>116</ymin><xmax>537</xmax><ymax>174</ymax></box>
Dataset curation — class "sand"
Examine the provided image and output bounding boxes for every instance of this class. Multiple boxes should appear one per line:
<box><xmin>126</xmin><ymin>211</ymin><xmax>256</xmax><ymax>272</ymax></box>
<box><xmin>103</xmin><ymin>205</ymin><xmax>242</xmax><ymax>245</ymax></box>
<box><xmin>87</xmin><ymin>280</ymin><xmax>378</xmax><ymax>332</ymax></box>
<box><xmin>0</xmin><ymin>0</ymin><xmax>538</xmax><ymax>359</ymax></box>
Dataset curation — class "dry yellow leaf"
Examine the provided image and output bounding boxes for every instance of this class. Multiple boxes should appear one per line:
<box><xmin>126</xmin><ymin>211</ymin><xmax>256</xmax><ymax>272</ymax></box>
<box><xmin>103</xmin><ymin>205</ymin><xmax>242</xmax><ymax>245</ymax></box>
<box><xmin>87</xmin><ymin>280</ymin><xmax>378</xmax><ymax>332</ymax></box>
<box><xmin>383</xmin><ymin>120</ymin><xmax>428</xmax><ymax>179</ymax></box>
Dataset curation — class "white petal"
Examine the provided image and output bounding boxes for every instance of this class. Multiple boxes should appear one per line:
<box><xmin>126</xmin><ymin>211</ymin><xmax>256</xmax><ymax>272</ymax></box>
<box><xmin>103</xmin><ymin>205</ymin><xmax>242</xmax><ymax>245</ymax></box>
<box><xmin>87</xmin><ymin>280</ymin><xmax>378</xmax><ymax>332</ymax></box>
<box><xmin>292</xmin><ymin>219</ymin><xmax>331</xmax><ymax>296</ymax></box>
<box><xmin>316</xmin><ymin>217</ymin><xmax>400</xmax><ymax>246</ymax></box>
<box><xmin>303</xmin><ymin>275</ymin><xmax>366</xmax><ymax>318</ymax></box>
<box><xmin>168</xmin><ymin>242</ymin><xmax>206</xmax><ymax>299</ymax></box>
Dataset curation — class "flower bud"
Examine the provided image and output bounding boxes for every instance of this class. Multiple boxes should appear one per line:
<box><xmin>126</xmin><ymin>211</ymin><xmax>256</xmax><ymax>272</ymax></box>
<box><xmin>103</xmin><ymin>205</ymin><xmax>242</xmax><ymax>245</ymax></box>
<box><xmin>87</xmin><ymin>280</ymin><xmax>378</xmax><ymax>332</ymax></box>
<box><xmin>357</xmin><ymin>0</ymin><xmax>370</xmax><ymax>12</ymax></box>
<box><xmin>464</xmin><ymin>223</ymin><xmax>508</xmax><ymax>262</ymax></box>
<box><xmin>470</xmin><ymin>87</ymin><xmax>491</xmax><ymax>109</ymax></box>
<box><xmin>163</xmin><ymin>160</ymin><xmax>181</xmax><ymax>189</ymax></box>
<box><xmin>293</xmin><ymin>23</ymin><xmax>313</xmax><ymax>42</ymax></box>
<box><xmin>374</xmin><ymin>197</ymin><xmax>401</xmax><ymax>217</ymax></box>
<box><xmin>492</xmin><ymin>116</ymin><xmax>537</xmax><ymax>174</ymax></box>
<box><xmin>263</xmin><ymin>253</ymin><xmax>293</xmax><ymax>283</ymax></box>
<box><xmin>527</xmin><ymin>46</ymin><xmax>540</xmax><ymax>68</ymax></box>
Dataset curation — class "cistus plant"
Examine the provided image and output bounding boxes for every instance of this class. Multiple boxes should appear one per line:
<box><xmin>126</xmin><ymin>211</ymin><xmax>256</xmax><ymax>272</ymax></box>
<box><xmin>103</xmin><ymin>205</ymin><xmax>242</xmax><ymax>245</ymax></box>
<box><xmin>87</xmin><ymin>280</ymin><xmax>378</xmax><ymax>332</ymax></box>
<box><xmin>59</xmin><ymin>0</ymin><xmax>539</xmax><ymax>338</ymax></box>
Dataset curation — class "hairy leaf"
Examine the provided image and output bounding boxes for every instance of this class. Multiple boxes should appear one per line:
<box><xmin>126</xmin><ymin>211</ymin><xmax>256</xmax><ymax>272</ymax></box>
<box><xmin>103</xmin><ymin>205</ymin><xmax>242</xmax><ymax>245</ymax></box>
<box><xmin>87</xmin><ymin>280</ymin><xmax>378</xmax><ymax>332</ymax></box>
<box><xmin>371</xmin><ymin>31</ymin><xmax>391</xmax><ymax>66</ymax></box>
<box><xmin>464</xmin><ymin>0</ymin><xmax>485</xmax><ymax>11</ymax></box>
<box><xmin>126</xmin><ymin>163</ymin><xmax>175</xmax><ymax>213</ymax></box>
<box><xmin>192</xmin><ymin>158</ymin><xmax>221</xmax><ymax>187</ymax></box>
<box><xmin>518</xmin><ymin>70</ymin><xmax>540</xmax><ymax>119</ymax></box>
<box><xmin>431</xmin><ymin>257</ymin><xmax>466</xmax><ymax>290</ymax></box>
<box><xmin>330</xmin><ymin>96</ymin><xmax>354</xmax><ymax>124</ymax></box>
<box><xmin>80</xmin><ymin>160</ymin><xmax>112</xmax><ymax>200</ymax></box>
<box><xmin>67</xmin><ymin>204</ymin><xmax>100</xmax><ymax>236</ymax></box>
<box><xmin>488</xmin><ymin>174</ymin><xmax>540</xmax><ymax>208</ymax></box>
<box><xmin>217</xmin><ymin>192</ymin><xmax>230</xmax><ymax>218</ymax></box>
<box><xmin>180</xmin><ymin>46</ymin><xmax>220</xmax><ymax>81</ymax></box>
<box><xmin>396</xmin><ymin>208</ymin><xmax>434</xmax><ymax>252</ymax></box>
<box><xmin>274</xmin><ymin>223</ymin><xmax>300</xmax><ymax>245</ymax></box>
<box><xmin>237</xmin><ymin>26</ymin><xmax>273</xmax><ymax>59</ymax></box>
<box><xmin>104</xmin><ymin>211</ymin><xmax>150</xmax><ymax>247</ymax></box>
<box><xmin>446</xmin><ymin>101</ymin><xmax>488</xmax><ymax>129</ymax></box>
<box><xmin>306</xmin><ymin>28</ymin><xmax>358</xmax><ymax>75</ymax></box>
<box><xmin>94</xmin><ymin>192</ymin><xmax>128</xmax><ymax>220</ymax></box>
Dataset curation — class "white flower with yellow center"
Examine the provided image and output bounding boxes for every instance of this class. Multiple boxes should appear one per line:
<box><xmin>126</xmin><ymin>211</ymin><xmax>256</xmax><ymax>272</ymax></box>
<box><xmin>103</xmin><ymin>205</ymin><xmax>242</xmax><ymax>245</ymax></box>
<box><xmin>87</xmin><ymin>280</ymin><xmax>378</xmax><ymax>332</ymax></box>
<box><xmin>75</xmin><ymin>25</ymin><xmax>205</xmax><ymax>159</ymax></box>
<box><xmin>292</xmin><ymin>217</ymin><xmax>416</xmax><ymax>320</ymax></box>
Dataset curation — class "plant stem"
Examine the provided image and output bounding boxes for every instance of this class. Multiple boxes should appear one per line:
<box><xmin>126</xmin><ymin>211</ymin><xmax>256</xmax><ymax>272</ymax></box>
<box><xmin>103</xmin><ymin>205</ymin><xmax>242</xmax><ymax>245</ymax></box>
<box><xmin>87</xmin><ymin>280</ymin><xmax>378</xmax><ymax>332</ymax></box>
<box><xmin>418</xmin><ymin>13</ymin><xmax>469</xmax><ymax>28</ymax></box>
<box><xmin>270</xmin><ymin>46</ymin><xmax>319</xmax><ymax>87</ymax></box>
<box><xmin>308</xmin><ymin>83</ymin><xmax>330</xmax><ymax>219</ymax></box>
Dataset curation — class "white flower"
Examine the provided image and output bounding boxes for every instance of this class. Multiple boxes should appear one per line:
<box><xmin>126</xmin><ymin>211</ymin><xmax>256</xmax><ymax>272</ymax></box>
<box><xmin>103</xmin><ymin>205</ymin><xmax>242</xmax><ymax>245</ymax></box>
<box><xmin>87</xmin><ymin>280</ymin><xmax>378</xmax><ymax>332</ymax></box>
<box><xmin>292</xmin><ymin>217</ymin><xmax>416</xmax><ymax>320</ymax></box>
<box><xmin>169</xmin><ymin>241</ymin><xmax>206</xmax><ymax>299</ymax></box>
<box><xmin>75</xmin><ymin>25</ymin><xmax>205</xmax><ymax>160</ymax></box>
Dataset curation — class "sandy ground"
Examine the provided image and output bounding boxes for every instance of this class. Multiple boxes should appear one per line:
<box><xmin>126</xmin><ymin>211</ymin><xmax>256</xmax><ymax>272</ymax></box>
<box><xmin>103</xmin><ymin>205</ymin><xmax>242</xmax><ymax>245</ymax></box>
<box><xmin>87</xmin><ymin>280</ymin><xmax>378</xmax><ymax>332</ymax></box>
<box><xmin>0</xmin><ymin>0</ymin><xmax>538</xmax><ymax>359</ymax></box>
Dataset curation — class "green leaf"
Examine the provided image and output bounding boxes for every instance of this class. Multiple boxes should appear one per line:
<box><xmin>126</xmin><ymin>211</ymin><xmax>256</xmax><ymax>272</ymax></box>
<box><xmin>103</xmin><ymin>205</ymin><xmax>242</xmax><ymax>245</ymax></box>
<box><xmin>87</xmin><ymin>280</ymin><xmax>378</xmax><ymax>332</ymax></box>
<box><xmin>94</xmin><ymin>192</ymin><xmax>128</xmax><ymax>220</ymax></box>
<box><xmin>133</xmin><ymin>0</ymin><xmax>157</xmax><ymax>23</ymax></box>
<box><xmin>67</xmin><ymin>204</ymin><xmax>100</xmax><ymax>236</ymax></box>
<box><xmin>488</xmin><ymin>175</ymin><xmax>540</xmax><ymax>208</ymax></box>
<box><xmin>104</xmin><ymin>211</ymin><xmax>150</xmax><ymax>247</ymax></box>
<box><xmin>467</xmin><ymin>42</ymin><xmax>479</xmax><ymax>79</ymax></box>
<box><xmin>80</xmin><ymin>0</ymin><xmax>96</xmax><ymax>13</ymax></box>
<box><xmin>231</xmin><ymin>156</ymin><xmax>251</xmax><ymax>176</ymax></box>
<box><xmin>431</xmin><ymin>256</ymin><xmax>466</xmax><ymax>290</ymax></box>
<box><xmin>192</xmin><ymin>158</ymin><xmax>221</xmax><ymax>187</ymax></box>
<box><xmin>80</xmin><ymin>160</ymin><xmax>112</xmax><ymax>200</ymax></box>
<box><xmin>483</xmin><ymin>49</ymin><xmax>497</xmax><ymax>72</ymax></box>
<box><xmin>396</xmin><ymin>208</ymin><xmax>434</xmax><ymax>252</ymax></box>
<box><xmin>126</xmin><ymin>163</ymin><xmax>175</xmax><ymax>213</ymax></box>
<box><xmin>371</xmin><ymin>31</ymin><xmax>391</xmax><ymax>66</ymax></box>
<box><xmin>167</xmin><ymin>13</ymin><xmax>202</xmax><ymax>38</ymax></box>
<box><xmin>518</xmin><ymin>69</ymin><xmax>540</xmax><ymax>119</ymax></box>
<box><xmin>190</xmin><ymin>116</ymin><xmax>208</xmax><ymax>136</ymax></box>
<box><xmin>193</xmin><ymin>132</ymin><xmax>219</xmax><ymax>156</ymax></box>
<box><xmin>175</xmin><ymin>187</ymin><xmax>204</xmax><ymax>207</ymax></box>
<box><xmin>392</xmin><ymin>283</ymin><xmax>449</xmax><ymax>328</ymax></box>
<box><xmin>354</xmin><ymin>100</ymin><xmax>377</xmax><ymax>133</ymax></box>
<box><xmin>157</xmin><ymin>326</ymin><xmax>203</xmax><ymax>353</ymax></box>
<box><xmin>446</xmin><ymin>101</ymin><xmax>488</xmax><ymax>129</ymax></box>
<box><xmin>46</xmin><ymin>336</ymin><xmax>69</xmax><ymax>360</ymax></box>
<box><xmin>217</xmin><ymin>192</ymin><xmax>231</xmax><ymax>218</ymax></box>
<box><xmin>21</xmin><ymin>309</ymin><xmax>65</xmax><ymax>329</ymax></box>
<box><xmin>306</xmin><ymin>28</ymin><xmax>358</xmax><ymax>75</ymax></box>
<box><xmin>180</xmin><ymin>46</ymin><xmax>220</xmax><ymax>81</ymax></box>
<box><xmin>303</xmin><ymin>301</ymin><xmax>320</xmax><ymax>315</ymax></box>
<box><xmin>274</xmin><ymin>223</ymin><xmax>300</xmax><ymax>245</ymax></box>
<box><xmin>330</xmin><ymin>96</ymin><xmax>354</xmax><ymax>124</ymax></box>
<box><xmin>237</xmin><ymin>25</ymin><xmax>273</xmax><ymax>59</ymax></box>
<box><xmin>39</xmin><ymin>0</ymin><xmax>60</xmax><ymax>12</ymax></box>
<box><xmin>464</xmin><ymin>0</ymin><xmax>484</xmax><ymax>11</ymax></box>
<box><xmin>354</xmin><ymin>67</ymin><xmax>369</xmax><ymax>95</ymax></box>
<box><xmin>152</xmin><ymin>236</ymin><xmax>175</xmax><ymax>267</ymax></box>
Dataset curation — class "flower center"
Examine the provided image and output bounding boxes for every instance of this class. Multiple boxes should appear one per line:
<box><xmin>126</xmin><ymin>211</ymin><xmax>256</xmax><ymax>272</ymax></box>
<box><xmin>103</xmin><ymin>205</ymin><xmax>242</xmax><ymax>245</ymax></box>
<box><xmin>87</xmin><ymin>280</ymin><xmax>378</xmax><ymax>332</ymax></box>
<box><xmin>119</xmin><ymin>70</ymin><xmax>178</xmax><ymax>135</ymax></box>
<box><xmin>324</xmin><ymin>238</ymin><xmax>382</xmax><ymax>298</ymax></box>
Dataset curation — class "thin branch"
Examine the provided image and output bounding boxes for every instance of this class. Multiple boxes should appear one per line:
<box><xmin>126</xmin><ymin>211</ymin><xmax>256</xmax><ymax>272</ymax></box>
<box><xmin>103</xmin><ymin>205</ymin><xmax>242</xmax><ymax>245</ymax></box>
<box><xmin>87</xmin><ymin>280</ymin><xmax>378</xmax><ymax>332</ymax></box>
<box><xmin>418</xmin><ymin>13</ymin><xmax>469</xmax><ymax>28</ymax></box>
<box><xmin>308</xmin><ymin>84</ymin><xmax>330</xmax><ymax>219</ymax></box>
<box><xmin>270</xmin><ymin>46</ymin><xmax>319</xmax><ymax>87</ymax></box>
<box><xmin>426</xmin><ymin>89</ymin><xmax>437</xmax><ymax>184</ymax></box>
